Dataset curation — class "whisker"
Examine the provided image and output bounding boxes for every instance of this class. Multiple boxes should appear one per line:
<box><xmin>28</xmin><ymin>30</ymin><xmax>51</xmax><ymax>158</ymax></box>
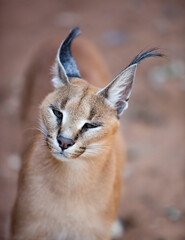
<box><xmin>80</xmin><ymin>144</ymin><xmax>110</xmax><ymax>150</ymax></box>
<box><xmin>88</xmin><ymin>144</ymin><xmax>110</xmax><ymax>147</ymax></box>
<box><xmin>84</xmin><ymin>149</ymin><xmax>100</xmax><ymax>155</ymax></box>
<box><xmin>27</xmin><ymin>127</ymin><xmax>48</xmax><ymax>138</ymax></box>
<box><xmin>86</xmin><ymin>146</ymin><xmax>111</xmax><ymax>150</ymax></box>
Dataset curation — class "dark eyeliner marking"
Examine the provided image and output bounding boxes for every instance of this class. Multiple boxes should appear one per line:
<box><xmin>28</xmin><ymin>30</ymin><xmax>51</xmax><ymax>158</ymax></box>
<box><xmin>74</xmin><ymin>134</ymin><xmax>79</xmax><ymax>141</ymax></box>
<box><xmin>49</xmin><ymin>104</ymin><xmax>59</xmax><ymax>111</ymax></box>
<box><xmin>76</xmin><ymin>87</ymin><xmax>88</xmax><ymax>109</ymax></box>
<box><xmin>60</xmin><ymin>97</ymin><xmax>68</xmax><ymax>109</ymax></box>
<box><xmin>80</xmin><ymin>147</ymin><xmax>86</xmax><ymax>150</ymax></box>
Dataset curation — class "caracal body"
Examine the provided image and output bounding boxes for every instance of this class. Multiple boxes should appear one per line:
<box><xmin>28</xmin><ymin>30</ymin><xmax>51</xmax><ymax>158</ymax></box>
<box><xmin>10</xmin><ymin>28</ymin><xmax>162</xmax><ymax>240</ymax></box>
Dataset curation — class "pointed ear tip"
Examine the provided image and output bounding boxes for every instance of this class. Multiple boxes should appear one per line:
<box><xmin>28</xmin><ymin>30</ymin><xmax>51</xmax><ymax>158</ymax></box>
<box><xmin>72</xmin><ymin>26</ymin><xmax>81</xmax><ymax>35</ymax></box>
<box><xmin>128</xmin><ymin>63</ymin><xmax>137</xmax><ymax>70</ymax></box>
<box><xmin>124</xmin><ymin>63</ymin><xmax>137</xmax><ymax>75</ymax></box>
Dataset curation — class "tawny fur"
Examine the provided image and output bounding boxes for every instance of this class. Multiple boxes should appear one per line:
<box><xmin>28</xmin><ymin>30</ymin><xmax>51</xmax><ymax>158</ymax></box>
<box><xmin>10</xmin><ymin>35</ymin><xmax>126</xmax><ymax>240</ymax></box>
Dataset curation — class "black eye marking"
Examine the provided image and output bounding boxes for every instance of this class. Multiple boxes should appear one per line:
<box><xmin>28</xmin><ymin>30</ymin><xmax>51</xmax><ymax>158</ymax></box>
<box><xmin>52</xmin><ymin>108</ymin><xmax>63</xmax><ymax>123</ymax></box>
<box><xmin>81</xmin><ymin>122</ymin><xmax>103</xmax><ymax>134</ymax></box>
<box><xmin>74</xmin><ymin>134</ymin><xmax>79</xmax><ymax>141</ymax></box>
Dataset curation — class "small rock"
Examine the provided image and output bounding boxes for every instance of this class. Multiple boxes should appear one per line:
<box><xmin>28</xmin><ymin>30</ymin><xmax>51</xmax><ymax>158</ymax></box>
<box><xmin>111</xmin><ymin>219</ymin><xmax>124</xmax><ymax>239</ymax></box>
<box><xmin>101</xmin><ymin>30</ymin><xmax>129</xmax><ymax>46</ymax></box>
<box><xmin>163</xmin><ymin>205</ymin><xmax>182</xmax><ymax>222</ymax></box>
<box><xmin>8</xmin><ymin>154</ymin><xmax>21</xmax><ymax>171</ymax></box>
<box><xmin>148</xmin><ymin>60</ymin><xmax>185</xmax><ymax>91</ymax></box>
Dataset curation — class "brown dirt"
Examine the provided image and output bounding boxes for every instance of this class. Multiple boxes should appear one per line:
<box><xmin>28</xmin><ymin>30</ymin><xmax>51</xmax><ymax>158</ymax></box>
<box><xmin>0</xmin><ymin>0</ymin><xmax>185</xmax><ymax>239</ymax></box>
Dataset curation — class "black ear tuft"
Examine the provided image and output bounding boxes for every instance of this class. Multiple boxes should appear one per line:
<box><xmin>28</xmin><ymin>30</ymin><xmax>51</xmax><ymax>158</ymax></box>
<box><xmin>128</xmin><ymin>48</ymin><xmax>164</xmax><ymax>67</ymax></box>
<box><xmin>59</xmin><ymin>27</ymin><xmax>81</xmax><ymax>78</ymax></box>
<box><xmin>97</xmin><ymin>48</ymin><xmax>164</xmax><ymax>117</ymax></box>
<box><xmin>61</xmin><ymin>27</ymin><xmax>81</xmax><ymax>49</ymax></box>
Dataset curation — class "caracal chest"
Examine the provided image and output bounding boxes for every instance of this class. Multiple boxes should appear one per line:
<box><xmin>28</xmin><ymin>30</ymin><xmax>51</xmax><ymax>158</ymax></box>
<box><xmin>42</xmin><ymin>191</ymin><xmax>107</xmax><ymax>240</ymax></box>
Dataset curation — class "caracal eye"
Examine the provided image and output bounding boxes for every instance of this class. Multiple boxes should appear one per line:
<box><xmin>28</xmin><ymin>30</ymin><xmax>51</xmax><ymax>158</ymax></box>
<box><xmin>52</xmin><ymin>109</ymin><xmax>63</xmax><ymax>121</ymax></box>
<box><xmin>81</xmin><ymin>123</ymin><xmax>99</xmax><ymax>134</ymax></box>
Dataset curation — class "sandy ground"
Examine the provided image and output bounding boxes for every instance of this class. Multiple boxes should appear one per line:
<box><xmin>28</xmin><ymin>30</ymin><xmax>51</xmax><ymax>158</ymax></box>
<box><xmin>0</xmin><ymin>0</ymin><xmax>185</xmax><ymax>239</ymax></box>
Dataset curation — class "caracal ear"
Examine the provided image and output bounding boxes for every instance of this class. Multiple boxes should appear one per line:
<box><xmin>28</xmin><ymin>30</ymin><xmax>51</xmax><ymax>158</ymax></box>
<box><xmin>52</xmin><ymin>27</ymin><xmax>81</xmax><ymax>88</ymax></box>
<box><xmin>98</xmin><ymin>64</ymin><xmax>137</xmax><ymax>117</ymax></box>
<box><xmin>97</xmin><ymin>48</ymin><xmax>163</xmax><ymax>117</ymax></box>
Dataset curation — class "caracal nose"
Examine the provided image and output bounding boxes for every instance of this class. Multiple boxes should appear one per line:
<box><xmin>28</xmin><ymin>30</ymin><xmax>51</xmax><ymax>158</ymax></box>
<box><xmin>57</xmin><ymin>135</ymin><xmax>74</xmax><ymax>150</ymax></box>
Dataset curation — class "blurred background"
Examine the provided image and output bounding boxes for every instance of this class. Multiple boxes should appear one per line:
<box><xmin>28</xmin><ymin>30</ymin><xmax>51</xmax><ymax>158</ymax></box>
<box><xmin>0</xmin><ymin>0</ymin><xmax>185</xmax><ymax>239</ymax></box>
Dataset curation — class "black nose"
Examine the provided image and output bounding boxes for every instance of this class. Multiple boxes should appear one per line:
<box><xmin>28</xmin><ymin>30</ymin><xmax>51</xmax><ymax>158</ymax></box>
<box><xmin>57</xmin><ymin>135</ymin><xmax>74</xmax><ymax>150</ymax></box>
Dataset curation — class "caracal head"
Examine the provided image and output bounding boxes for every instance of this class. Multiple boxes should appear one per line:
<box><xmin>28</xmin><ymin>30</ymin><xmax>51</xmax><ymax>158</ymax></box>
<box><xmin>40</xmin><ymin>27</ymin><xmax>162</xmax><ymax>162</ymax></box>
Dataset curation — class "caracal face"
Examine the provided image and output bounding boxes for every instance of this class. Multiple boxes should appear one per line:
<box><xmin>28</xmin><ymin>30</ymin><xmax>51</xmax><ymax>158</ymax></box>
<box><xmin>40</xmin><ymin>78</ymin><xmax>119</xmax><ymax>162</ymax></box>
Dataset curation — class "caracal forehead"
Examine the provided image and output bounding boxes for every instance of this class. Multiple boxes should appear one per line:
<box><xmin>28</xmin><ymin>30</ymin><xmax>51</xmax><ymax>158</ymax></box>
<box><xmin>51</xmin><ymin>78</ymin><xmax>111</xmax><ymax>122</ymax></box>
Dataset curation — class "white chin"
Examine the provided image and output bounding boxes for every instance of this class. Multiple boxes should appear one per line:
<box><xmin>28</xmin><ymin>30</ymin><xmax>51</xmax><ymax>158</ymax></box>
<box><xmin>52</xmin><ymin>152</ymin><xmax>70</xmax><ymax>162</ymax></box>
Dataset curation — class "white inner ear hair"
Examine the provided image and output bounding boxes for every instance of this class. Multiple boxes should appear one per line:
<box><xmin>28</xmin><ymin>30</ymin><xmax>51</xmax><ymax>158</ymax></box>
<box><xmin>52</xmin><ymin>76</ymin><xmax>64</xmax><ymax>88</ymax></box>
<box><xmin>51</xmin><ymin>56</ymin><xmax>69</xmax><ymax>88</ymax></box>
<box><xmin>108</xmin><ymin>65</ymin><xmax>137</xmax><ymax>106</ymax></box>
